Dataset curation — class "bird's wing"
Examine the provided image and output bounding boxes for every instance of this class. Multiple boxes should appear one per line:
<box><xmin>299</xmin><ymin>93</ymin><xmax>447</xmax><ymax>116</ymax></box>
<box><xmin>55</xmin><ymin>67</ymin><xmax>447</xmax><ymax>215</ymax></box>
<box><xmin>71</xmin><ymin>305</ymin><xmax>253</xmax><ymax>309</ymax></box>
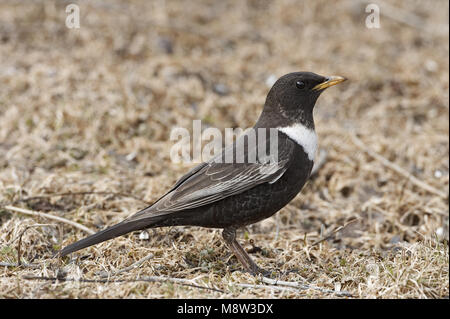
<box><xmin>128</xmin><ymin>130</ymin><xmax>295</xmax><ymax>221</ymax></box>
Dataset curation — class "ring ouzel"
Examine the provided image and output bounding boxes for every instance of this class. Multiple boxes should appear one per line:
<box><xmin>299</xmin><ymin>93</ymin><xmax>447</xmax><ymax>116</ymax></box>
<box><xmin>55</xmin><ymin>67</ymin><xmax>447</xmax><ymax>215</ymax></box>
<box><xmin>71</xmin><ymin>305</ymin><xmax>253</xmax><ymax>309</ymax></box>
<box><xmin>58</xmin><ymin>72</ymin><xmax>346</xmax><ymax>274</ymax></box>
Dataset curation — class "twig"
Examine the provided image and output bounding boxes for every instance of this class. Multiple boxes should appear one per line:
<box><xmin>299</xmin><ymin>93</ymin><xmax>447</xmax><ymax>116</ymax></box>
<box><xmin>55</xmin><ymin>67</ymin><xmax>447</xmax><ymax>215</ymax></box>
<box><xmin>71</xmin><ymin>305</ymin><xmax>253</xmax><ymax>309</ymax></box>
<box><xmin>236</xmin><ymin>282</ymin><xmax>299</xmax><ymax>293</ymax></box>
<box><xmin>22</xmin><ymin>275</ymin><xmax>224</xmax><ymax>293</ymax></box>
<box><xmin>4</xmin><ymin>205</ymin><xmax>95</xmax><ymax>235</ymax></box>
<box><xmin>0</xmin><ymin>262</ymin><xmax>40</xmax><ymax>269</ymax></box>
<box><xmin>311</xmin><ymin>218</ymin><xmax>359</xmax><ymax>247</ymax></box>
<box><xmin>255</xmin><ymin>276</ymin><xmax>353</xmax><ymax>297</ymax></box>
<box><xmin>13</xmin><ymin>191</ymin><xmax>151</xmax><ymax>205</ymax></box>
<box><xmin>351</xmin><ymin>135</ymin><xmax>448</xmax><ymax>200</ymax></box>
<box><xmin>100</xmin><ymin>253</ymin><xmax>155</xmax><ymax>278</ymax></box>
<box><xmin>15</xmin><ymin>223</ymin><xmax>55</xmax><ymax>266</ymax></box>
<box><xmin>140</xmin><ymin>275</ymin><xmax>223</xmax><ymax>293</ymax></box>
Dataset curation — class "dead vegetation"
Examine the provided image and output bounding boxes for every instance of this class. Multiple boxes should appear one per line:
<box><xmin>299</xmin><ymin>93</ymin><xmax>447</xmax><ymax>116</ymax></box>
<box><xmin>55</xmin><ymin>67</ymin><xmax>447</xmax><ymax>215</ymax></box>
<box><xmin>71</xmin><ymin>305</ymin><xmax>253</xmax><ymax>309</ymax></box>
<box><xmin>0</xmin><ymin>0</ymin><xmax>448</xmax><ymax>298</ymax></box>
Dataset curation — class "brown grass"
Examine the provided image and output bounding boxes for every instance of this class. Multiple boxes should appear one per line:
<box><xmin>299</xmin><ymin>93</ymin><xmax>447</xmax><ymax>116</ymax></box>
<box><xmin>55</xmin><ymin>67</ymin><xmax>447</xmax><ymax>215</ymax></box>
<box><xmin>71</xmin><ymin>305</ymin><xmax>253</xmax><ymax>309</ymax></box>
<box><xmin>0</xmin><ymin>0</ymin><xmax>448</xmax><ymax>298</ymax></box>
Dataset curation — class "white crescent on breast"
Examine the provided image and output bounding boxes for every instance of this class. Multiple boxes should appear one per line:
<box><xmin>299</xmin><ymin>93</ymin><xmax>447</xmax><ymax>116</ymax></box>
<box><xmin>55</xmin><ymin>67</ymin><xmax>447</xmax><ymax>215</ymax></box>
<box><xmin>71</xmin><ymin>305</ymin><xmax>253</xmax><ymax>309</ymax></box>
<box><xmin>277</xmin><ymin>124</ymin><xmax>318</xmax><ymax>161</ymax></box>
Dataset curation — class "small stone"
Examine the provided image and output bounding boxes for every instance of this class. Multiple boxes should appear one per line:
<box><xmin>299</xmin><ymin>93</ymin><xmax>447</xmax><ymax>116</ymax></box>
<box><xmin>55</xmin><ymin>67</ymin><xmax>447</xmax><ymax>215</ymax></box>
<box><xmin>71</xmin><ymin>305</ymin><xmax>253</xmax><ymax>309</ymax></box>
<box><xmin>139</xmin><ymin>231</ymin><xmax>150</xmax><ymax>240</ymax></box>
<box><xmin>435</xmin><ymin>227</ymin><xmax>447</xmax><ymax>241</ymax></box>
<box><xmin>334</xmin><ymin>282</ymin><xmax>341</xmax><ymax>292</ymax></box>
<box><xmin>157</xmin><ymin>36</ymin><xmax>173</xmax><ymax>54</ymax></box>
<box><xmin>434</xmin><ymin>170</ymin><xmax>443</xmax><ymax>178</ymax></box>
<box><xmin>425</xmin><ymin>59</ymin><xmax>438</xmax><ymax>73</ymax></box>
<box><xmin>390</xmin><ymin>235</ymin><xmax>401</xmax><ymax>244</ymax></box>
<box><xmin>126</xmin><ymin>152</ymin><xmax>137</xmax><ymax>161</ymax></box>
<box><xmin>213</xmin><ymin>83</ymin><xmax>229</xmax><ymax>96</ymax></box>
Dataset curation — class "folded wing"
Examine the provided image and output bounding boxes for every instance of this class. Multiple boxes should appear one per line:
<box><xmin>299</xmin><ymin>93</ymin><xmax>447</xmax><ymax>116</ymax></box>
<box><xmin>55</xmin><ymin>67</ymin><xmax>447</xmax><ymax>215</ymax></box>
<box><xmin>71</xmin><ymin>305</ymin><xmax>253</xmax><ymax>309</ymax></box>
<box><xmin>127</xmin><ymin>130</ymin><xmax>295</xmax><ymax>222</ymax></box>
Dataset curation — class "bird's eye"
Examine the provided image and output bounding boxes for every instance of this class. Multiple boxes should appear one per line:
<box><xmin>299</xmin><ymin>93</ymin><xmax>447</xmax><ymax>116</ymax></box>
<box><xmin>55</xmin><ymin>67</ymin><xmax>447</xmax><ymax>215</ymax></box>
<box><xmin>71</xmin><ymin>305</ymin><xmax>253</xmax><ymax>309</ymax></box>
<box><xmin>295</xmin><ymin>81</ymin><xmax>305</xmax><ymax>90</ymax></box>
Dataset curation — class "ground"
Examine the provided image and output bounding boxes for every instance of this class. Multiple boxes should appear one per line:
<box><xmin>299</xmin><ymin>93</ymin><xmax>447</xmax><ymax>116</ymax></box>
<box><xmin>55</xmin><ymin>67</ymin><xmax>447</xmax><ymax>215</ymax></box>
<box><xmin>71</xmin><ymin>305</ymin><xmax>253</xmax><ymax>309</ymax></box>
<box><xmin>0</xmin><ymin>0</ymin><xmax>448</xmax><ymax>298</ymax></box>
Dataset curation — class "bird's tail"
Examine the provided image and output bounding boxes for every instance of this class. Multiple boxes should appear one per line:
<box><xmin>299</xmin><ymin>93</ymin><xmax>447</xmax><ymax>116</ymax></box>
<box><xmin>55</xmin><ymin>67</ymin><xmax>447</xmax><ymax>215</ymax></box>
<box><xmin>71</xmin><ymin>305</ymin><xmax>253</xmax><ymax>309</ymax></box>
<box><xmin>57</xmin><ymin>217</ymin><xmax>158</xmax><ymax>257</ymax></box>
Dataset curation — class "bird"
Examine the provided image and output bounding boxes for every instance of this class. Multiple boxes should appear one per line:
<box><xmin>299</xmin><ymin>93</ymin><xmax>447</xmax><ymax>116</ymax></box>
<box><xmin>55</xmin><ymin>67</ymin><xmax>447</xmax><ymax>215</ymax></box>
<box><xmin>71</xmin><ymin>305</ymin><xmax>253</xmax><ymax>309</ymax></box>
<box><xmin>58</xmin><ymin>72</ymin><xmax>346</xmax><ymax>274</ymax></box>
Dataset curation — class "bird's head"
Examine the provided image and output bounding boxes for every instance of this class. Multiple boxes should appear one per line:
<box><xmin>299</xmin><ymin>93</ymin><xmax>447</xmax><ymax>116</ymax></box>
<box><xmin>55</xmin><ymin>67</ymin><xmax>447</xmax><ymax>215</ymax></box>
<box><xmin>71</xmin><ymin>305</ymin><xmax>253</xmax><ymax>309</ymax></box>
<box><xmin>258</xmin><ymin>72</ymin><xmax>346</xmax><ymax>129</ymax></box>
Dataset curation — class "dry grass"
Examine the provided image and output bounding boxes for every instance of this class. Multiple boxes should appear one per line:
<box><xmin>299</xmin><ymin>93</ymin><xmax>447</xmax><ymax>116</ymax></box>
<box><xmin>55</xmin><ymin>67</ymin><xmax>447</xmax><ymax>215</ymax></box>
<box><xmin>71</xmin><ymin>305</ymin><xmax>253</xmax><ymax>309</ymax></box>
<box><xmin>0</xmin><ymin>0</ymin><xmax>448</xmax><ymax>299</ymax></box>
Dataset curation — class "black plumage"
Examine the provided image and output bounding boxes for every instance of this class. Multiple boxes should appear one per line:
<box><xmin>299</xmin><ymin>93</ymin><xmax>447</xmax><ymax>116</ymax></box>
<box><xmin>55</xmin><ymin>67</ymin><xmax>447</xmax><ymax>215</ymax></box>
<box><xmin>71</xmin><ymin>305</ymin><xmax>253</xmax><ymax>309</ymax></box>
<box><xmin>58</xmin><ymin>72</ymin><xmax>346</xmax><ymax>274</ymax></box>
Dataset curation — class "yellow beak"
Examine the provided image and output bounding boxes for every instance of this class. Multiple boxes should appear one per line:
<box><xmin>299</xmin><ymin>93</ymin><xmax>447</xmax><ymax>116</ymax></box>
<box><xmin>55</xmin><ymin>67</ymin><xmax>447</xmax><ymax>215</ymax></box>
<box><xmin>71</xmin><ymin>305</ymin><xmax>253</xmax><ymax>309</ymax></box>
<box><xmin>312</xmin><ymin>75</ymin><xmax>347</xmax><ymax>91</ymax></box>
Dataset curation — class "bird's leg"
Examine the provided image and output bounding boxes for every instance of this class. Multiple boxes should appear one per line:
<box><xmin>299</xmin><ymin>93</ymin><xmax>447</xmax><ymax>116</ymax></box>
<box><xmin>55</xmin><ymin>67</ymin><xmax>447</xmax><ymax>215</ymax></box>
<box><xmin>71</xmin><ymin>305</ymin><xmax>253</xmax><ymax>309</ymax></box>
<box><xmin>222</xmin><ymin>227</ymin><xmax>263</xmax><ymax>275</ymax></box>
